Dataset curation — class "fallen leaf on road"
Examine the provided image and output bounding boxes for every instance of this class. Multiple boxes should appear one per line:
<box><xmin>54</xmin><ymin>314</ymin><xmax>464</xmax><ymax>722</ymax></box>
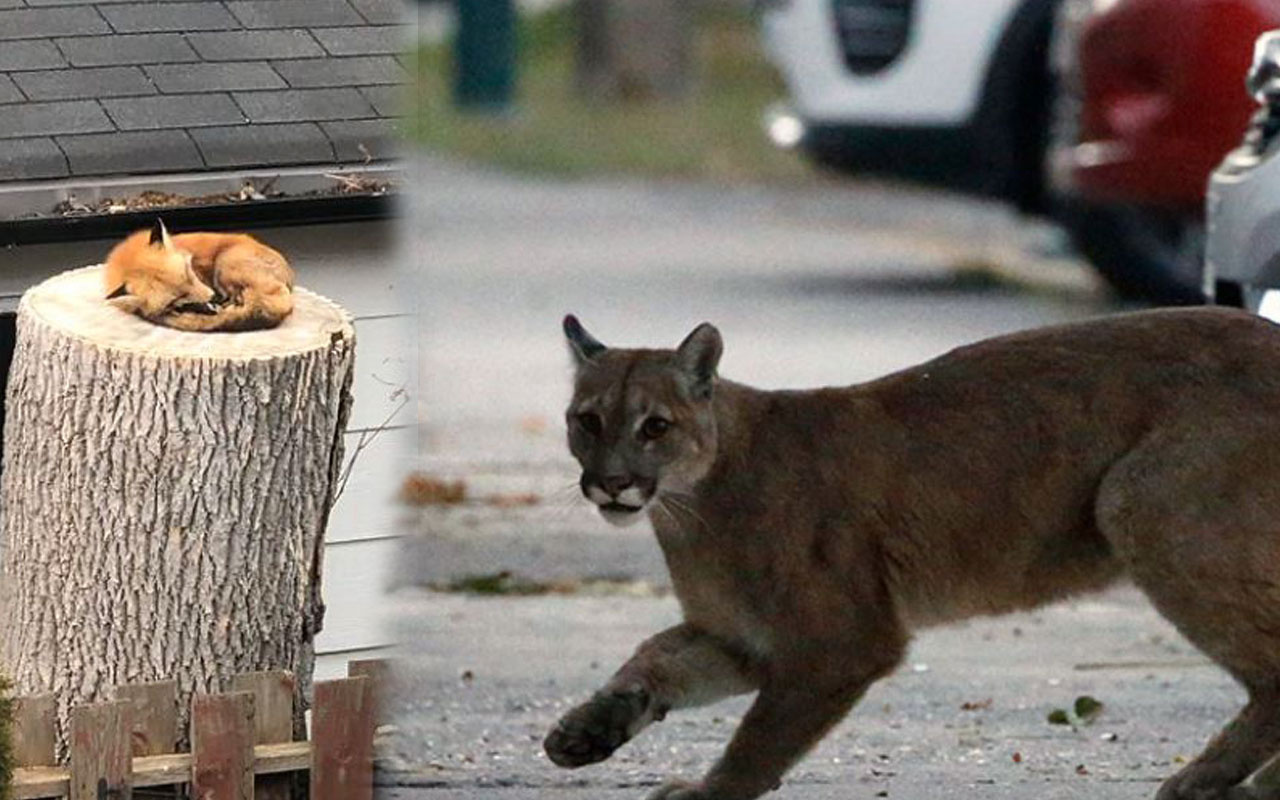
<box><xmin>961</xmin><ymin>698</ymin><xmax>993</xmax><ymax>711</ymax></box>
<box><xmin>1048</xmin><ymin>695</ymin><xmax>1104</xmax><ymax>726</ymax></box>
<box><xmin>485</xmin><ymin>492</ymin><xmax>540</xmax><ymax>508</ymax></box>
<box><xmin>1074</xmin><ymin>695</ymin><xmax>1104</xmax><ymax>723</ymax></box>
<box><xmin>400</xmin><ymin>473</ymin><xmax>466</xmax><ymax>506</ymax></box>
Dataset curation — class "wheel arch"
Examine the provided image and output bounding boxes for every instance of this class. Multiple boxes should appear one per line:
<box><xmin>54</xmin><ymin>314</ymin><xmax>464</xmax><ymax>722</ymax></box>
<box><xmin>971</xmin><ymin>0</ymin><xmax>1063</xmax><ymax>212</ymax></box>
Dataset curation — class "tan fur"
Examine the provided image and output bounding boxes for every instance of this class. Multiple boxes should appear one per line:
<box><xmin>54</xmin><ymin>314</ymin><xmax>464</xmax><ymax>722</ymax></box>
<box><xmin>546</xmin><ymin>308</ymin><xmax>1280</xmax><ymax>800</ymax></box>
<box><xmin>104</xmin><ymin>223</ymin><xmax>294</xmax><ymax>332</ymax></box>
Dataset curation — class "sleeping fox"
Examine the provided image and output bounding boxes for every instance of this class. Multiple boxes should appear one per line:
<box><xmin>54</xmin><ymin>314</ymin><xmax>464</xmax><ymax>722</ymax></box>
<box><xmin>103</xmin><ymin>219</ymin><xmax>294</xmax><ymax>332</ymax></box>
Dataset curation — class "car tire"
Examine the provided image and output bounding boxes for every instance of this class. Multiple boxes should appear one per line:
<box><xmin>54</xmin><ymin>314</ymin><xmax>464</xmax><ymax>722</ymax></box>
<box><xmin>1053</xmin><ymin>200</ymin><xmax>1206</xmax><ymax>305</ymax></box>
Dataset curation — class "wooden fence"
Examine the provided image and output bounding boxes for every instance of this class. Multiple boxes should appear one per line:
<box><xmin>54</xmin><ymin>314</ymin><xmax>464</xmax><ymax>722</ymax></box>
<box><xmin>9</xmin><ymin>660</ymin><xmax>386</xmax><ymax>800</ymax></box>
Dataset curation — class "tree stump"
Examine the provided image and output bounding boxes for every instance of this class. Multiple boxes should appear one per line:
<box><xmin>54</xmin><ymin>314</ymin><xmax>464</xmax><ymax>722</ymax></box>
<box><xmin>575</xmin><ymin>0</ymin><xmax>695</xmax><ymax>102</ymax></box>
<box><xmin>0</xmin><ymin>265</ymin><xmax>355</xmax><ymax>756</ymax></box>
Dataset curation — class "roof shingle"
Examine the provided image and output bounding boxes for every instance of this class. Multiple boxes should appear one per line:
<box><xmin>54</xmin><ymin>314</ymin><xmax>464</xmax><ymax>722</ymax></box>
<box><xmin>312</xmin><ymin>25</ymin><xmax>407</xmax><ymax>57</ymax></box>
<box><xmin>0</xmin><ymin>7</ymin><xmax>111</xmax><ymax>40</ymax></box>
<box><xmin>0</xmin><ymin>40</ymin><xmax>68</xmax><ymax>71</ymax></box>
<box><xmin>233</xmin><ymin>87</ymin><xmax>375</xmax><ymax>123</ymax></box>
<box><xmin>144</xmin><ymin>62</ymin><xmax>286</xmax><ymax>93</ymax></box>
<box><xmin>2</xmin><ymin>0</ymin><xmax>406</xmax><ymax>183</ymax></box>
<box><xmin>359</xmin><ymin>84</ymin><xmax>402</xmax><ymax>117</ymax></box>
<box><xmin>57</xmin><ymin>129</ymin><xmax>203</xmax><ymax>174</ymax></box>
<box><xmin>97</xmin><ymin>3</ymin><xmax>241</xmax><ymax>33</ymax></box>
<box><xmin>270</xmin><ymin>55</ymin><xmax>403</xmax><ymax>88</ymax></box>
<box><xmin>321</xmin><ymin>117</ymin><xmax>399</xmax><ymax>161</ymax></box>
<box><xmin>14</xmin><ymin>65</ymin><xmax>154</xmax><ymax>100</ymax></box>
<box><xmin>102</xmin><ymin>93</ymin><xmax>246</xmax><ymax>130</ymax></box>
<box><xmin>348</xmin><ymin>0</ymin><xmax>407</xmax><ymax>25</ymax></box>
<box><xmin>0</xmin><ymin>137</ymin><xmax>69</xmax><ymax>180</ymax></box>
<box><xmin>0</xmin><ymin>75</ymin><xmax>25</xmax><ymax>104</ymax></box>
<box><xmin>190</xmin><ymin>122</ymin><xmax>335</xmax><ymax>168</ymax></box>
<box><xmin>225</xmin><ymin>0</ymin><xmax>364</xmax><ymax>29</ymax></box>
<box><xmin>0</xmin><ymin>98</ymin><xmax>113</xmax><ymax>138</ymax></box>
<box><xmin>186</xmin><ymin>29</ymin><xmax>326</xmax><ymax>61</ymax></box>
<box><xmin>56</xmin><ymin>33</ymin><xmax>201</xmax><ymax>66</ymax></box>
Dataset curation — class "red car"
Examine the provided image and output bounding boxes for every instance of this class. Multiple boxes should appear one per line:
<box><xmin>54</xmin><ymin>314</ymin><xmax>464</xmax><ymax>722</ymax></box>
<box><xmin>1052</xmin><ymin>0</ymin><xmax>1280</xmax><ymax>302</ymax></box>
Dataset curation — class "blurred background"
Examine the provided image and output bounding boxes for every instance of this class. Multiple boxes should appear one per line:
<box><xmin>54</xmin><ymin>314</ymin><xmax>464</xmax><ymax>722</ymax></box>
<box><xmin>386</xmin><ymin>1</ymin><xmax>1280</xmax><ymax>798</ymax></box>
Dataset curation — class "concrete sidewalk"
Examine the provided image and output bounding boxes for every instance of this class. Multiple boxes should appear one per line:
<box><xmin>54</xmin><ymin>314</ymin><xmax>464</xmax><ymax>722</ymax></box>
<box><xmin>0</xmin><ymin>0</ymin><xmax>404</xmax><ymax>185</ymax></box>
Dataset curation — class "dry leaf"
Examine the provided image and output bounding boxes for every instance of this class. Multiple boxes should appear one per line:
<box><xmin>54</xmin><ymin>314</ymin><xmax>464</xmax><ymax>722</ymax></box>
<box><xmin>486</xmin><ymin>492</ymin><xmax>540</xmax><ymax>508</ymax></box>
<box><xmin>400</xmin><ymin>473</ymin><xmax>466</xmax><ymax>506</ymax></box>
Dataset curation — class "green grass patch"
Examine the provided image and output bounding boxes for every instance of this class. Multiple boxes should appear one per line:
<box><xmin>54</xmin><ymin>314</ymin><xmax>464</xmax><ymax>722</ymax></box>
<box><xmin>410</xmin><ymin>5</ymin><xmax>813</xmax><ymax>182</ymax></box>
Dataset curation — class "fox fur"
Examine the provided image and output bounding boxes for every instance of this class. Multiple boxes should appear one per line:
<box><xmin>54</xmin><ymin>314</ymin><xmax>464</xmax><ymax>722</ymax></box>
<box><xmin>103</xmin><ymin>219</ymin><xmax>294</xmax><ymax>332</ymax></box>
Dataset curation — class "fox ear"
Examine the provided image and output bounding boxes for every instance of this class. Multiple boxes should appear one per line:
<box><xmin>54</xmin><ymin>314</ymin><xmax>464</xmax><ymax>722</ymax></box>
<box><xmin>106</xmin><ymin>287</ymin><xmax>142</xmax><ymax>314</ymax></box>
<box><xmin>149</xmin><ymin>218</ymin><xmax>172</xmax><ymax>248</ymax></box>
<box><xmin>563</xmin><ymin>314</ymin><xmax>606</xmax><ymax>366</ymax></box>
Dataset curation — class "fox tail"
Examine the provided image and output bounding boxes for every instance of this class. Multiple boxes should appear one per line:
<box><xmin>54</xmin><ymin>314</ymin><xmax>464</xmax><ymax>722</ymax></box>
<box><xmin>162</xmin><ymin>288</ymin><xmax>293</xmax><ymax>333</ymax></box>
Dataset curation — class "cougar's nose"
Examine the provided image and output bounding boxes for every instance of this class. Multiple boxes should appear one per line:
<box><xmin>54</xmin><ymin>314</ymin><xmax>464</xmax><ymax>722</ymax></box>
<box><xmin>599</xmin><ymin>475</ymin><xmax>632</xmax><ymax>496</ymax></box>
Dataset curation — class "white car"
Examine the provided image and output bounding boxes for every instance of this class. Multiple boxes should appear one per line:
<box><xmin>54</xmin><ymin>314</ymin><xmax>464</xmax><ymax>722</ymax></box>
<box><xmin>759</xmin><ymin>0</ymin><xmax>1219</xmax><ymax>304</ymax></box>
<box><xmin>1206</xmin><ymin>30</ymin><xmax>1280</xmax><ymax>317</ymax></box>
<box><xmin>759</xmin><ymin>0</ymin><xmax>1062</xmax><ymax>214</ymax></box>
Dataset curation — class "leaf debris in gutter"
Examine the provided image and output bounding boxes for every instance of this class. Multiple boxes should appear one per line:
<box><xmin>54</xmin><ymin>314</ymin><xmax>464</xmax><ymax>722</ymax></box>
<box><xmin>41</xmin><ymin>173</ymin><xmax>396</xmax><ymax>220</ymax></box>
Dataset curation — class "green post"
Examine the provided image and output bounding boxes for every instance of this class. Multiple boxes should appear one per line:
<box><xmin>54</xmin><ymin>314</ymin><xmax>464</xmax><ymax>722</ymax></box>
<box><xmin>453</xmin><ymin>0</ymin><xmax>516</xmax><ymax>111</ymax></box>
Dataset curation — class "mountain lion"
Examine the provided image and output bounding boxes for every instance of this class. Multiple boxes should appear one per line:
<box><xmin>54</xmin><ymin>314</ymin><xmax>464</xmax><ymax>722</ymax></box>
<box><xmin>544</xmin><ymin>310</ymin><xmax>1280</xmax><ymax>800</ymax></box>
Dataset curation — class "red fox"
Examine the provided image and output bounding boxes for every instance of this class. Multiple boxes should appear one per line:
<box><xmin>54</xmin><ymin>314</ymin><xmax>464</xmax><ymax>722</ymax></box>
<box><xmin>103</xmin><ymin>219</ymin><xmax>295</xmax><ymax>332</ymax></box>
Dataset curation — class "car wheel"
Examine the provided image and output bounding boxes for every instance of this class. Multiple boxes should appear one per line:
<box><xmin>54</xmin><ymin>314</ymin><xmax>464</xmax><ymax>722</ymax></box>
<box><xmin>1054</xmin><ymin>201</ymin><xmax>1207</xmax><ymax>305</ymax></box>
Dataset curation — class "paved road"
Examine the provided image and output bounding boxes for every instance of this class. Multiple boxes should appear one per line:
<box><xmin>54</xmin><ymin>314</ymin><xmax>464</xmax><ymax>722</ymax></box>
<box><xmin>382</xmin><ymin>156</ymin><xmax>1242</xmax><ymax>800</ymax></box>
<box><xmin>381</xmin><ymin>588</ymin><xmax>1236</xmax><ymax>800</ymax></box>
<box><xmin>396</xmin><ymin>156</ymin><xmax>1121</xmax><ymax>591</ymax></box>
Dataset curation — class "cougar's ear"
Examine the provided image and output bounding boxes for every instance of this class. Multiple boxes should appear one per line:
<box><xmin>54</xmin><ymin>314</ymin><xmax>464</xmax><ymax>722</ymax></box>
<box><xmin>676</xmin><ymin>322</ymin><xmax>722</xmax><ymax>399</ymax></box>
<box><xmin>563</xmin><ymin>314</ymin><xmax>607</xmax><ymax>366</ymax></box>
<box><xmin>149</xmin><ymin>217</ymin><xmax>172</xmax><ymax>248</ymax></box>
<box><xmin>106</xmin><ymin>284</ymin><xmax>130</xmax><ymax>299</ymax></box>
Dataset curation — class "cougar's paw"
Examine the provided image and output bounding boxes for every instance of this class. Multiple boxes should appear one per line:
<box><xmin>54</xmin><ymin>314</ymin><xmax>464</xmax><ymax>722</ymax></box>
<box><xmin>544</xmin><ymin>685</ymin><xmax>650</xmax><ymax>768</ymax></box>
<box><xmin>1158</xmin><ymin>762</ymin><xmax>1245</xmax><ymax>800</ymax></box>
<box><xmin>646</xmin><ymin>779</ymin><xmax>710</xmax><ymax>800</ymax></box>
<box><xmin>1225</xmin><ymin>786</ymin><xmax>1273</xmax><ymax>800</ymax></box>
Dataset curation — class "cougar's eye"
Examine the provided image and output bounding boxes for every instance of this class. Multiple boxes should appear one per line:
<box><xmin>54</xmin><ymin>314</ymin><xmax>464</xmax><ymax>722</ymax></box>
<box><xmin>576</xmin><ymin>412</ymin><xmax>603</xmax><ymax>437</ymax></box>
<box><xmin>639</xmin><ymin>416</ymin><xmax>671</xmax><ymax>441</ymax></box>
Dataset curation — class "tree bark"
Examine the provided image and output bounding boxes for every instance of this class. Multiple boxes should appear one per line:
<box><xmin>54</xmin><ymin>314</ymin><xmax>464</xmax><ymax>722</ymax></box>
<box><xmin>0</xmin><ymin>265</ymin><xmax>355</xmax><ymax>757</ymax></box>
<box><xmin>575</xmin><ymin>0</ymin><xmax>695</xmax><ymax>102</ymax></box>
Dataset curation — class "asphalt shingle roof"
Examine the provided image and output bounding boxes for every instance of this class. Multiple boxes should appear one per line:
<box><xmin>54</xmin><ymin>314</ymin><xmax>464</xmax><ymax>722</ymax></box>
<box><xmin>0</xmin><ymin>0</ymin><xmax>407</xmax><ymax>181</ymax></box>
